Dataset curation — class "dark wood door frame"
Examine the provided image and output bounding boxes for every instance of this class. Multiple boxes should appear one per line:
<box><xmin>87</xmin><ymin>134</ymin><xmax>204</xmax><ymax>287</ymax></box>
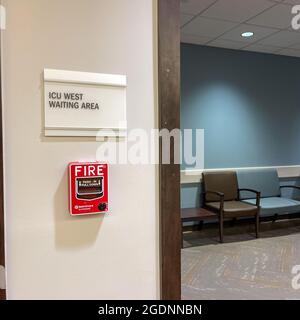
<box><xmin>0</xmin><ymin>16</ymin><xmax>5</xmax><ymax>300</ymax></box>
<box><xmin>158</xmin><ymin>0</ymin><xmax>181</xmax><ymax>300</ymax></box>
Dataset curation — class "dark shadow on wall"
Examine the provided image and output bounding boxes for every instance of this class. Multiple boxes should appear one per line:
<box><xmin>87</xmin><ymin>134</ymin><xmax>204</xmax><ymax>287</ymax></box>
<box><xmin>54</xmin><ymin>169</ymin><xmax>103</xmax><ymax>249</ymax></box>
<box><xmin>181</xmin><ymin>182</ymin><xmax>202</xmax><ymax>209</ymax></box>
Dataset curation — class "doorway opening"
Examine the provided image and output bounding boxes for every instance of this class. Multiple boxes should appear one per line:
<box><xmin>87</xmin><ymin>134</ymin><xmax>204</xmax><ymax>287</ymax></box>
<box><xmin>180</xmin><ymin>0</ymin><xmax>300</xmax><ymax>300</ymax></box>
<box><xmin>159</xmin><ymin>0</ymin><xmax>300</xmax><ymax>300</ymax></box>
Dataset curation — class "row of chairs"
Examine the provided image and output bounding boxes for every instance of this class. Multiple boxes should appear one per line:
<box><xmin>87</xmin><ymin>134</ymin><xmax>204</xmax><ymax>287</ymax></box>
<box><xmin>202</xmin><ymin>169</ymin><xmax>300</xmax><ymax>243</ymax></box>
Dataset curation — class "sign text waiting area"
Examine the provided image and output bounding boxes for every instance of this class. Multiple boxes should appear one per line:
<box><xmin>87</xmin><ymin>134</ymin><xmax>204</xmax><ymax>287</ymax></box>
<box><xmin>48</xmin><ymin>91</ymin><xmax>100</xmax><ymax>110</ymax></box>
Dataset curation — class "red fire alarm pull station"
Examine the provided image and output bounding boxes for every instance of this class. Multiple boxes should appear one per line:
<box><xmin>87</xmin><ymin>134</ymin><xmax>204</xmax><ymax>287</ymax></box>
<box><xmin>69</xmin><ymin>162</ymin><xmax>108</xmax><ymax>216</ymax></box>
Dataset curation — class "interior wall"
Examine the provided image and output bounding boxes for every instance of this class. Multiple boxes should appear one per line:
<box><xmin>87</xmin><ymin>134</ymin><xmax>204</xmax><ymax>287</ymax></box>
<box><xmin>181</xmin><ymin>43</ymin><xmax>300</xmax><ymax>209</ymax></box>
<box><xmin>181</xmin><ymin>43</ymin><xmax>300</xmax><ymax>170</ymax></box>
<box><xmin>2</xmin><ymin>0</ymin><xmax>159</xmax><ymax>299</ymax></box>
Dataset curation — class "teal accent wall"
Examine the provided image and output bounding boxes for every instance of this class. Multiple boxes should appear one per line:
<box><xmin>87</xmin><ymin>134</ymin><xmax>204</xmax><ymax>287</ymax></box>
<box><xmin>181</xmin><ymin>43</ymin><xmax>300</xmax><ymax>170</ymax></box>
<box><xmin>181</xmin><ymin>44</ymin><xmax>300</xmax><ymax>208</ymax></box>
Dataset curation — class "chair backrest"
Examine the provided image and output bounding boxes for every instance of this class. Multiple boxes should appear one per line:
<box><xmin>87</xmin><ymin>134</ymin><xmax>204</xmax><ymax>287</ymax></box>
<box><xmin>202</xmin><ymin>171</ymin><xmax>238</xmax><ymax>202</ymax></box>
<box><xmin>237</xmin><ymin>168</ymin><xmax>280</xmax><ymax>199</ymax></box>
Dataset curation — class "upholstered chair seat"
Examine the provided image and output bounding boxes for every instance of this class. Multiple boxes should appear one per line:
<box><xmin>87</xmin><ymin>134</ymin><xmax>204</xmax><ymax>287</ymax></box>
<box><xmin>206</xmin><ymin>200</ymin><xmax>257</xmax><ymax>218</ymax></box>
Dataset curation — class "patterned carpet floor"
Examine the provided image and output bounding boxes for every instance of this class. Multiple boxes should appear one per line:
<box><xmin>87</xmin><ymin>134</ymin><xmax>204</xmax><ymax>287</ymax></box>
<box><xmin>182</xmin><ymin>219</ymin><xmax>300</xmax><ymax>300</ymax></box>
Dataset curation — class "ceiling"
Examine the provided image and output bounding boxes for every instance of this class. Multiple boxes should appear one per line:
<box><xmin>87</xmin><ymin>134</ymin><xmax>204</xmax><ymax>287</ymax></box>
<box><xmin>180</xmin><ymin>0</ymin><xmax>300</xmax><ymax>57</ymax></box>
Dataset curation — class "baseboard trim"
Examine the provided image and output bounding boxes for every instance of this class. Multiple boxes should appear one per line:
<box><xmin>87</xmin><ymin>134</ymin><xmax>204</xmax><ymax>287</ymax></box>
<box><xmin>181</xmin><ymin>165</ymin><xmax>300</xmax><ymax>184</ymax></box>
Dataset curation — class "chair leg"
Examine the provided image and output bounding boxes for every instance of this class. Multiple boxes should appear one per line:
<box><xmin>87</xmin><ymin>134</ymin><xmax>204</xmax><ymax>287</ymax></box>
<box><xmin>219</xmin><ymin>214</ymin><xmax>224</xmax><ymax>243</ymax></box>
<box><xmin>255</xmin><ymin>213</ymin><xmax>260</xmax><ymax>238</ymax></box>
<box><xmin>230</xmin><ymin>217</ymin><xmax>237</xmax><ymax>227</ymax></box>
<box><xmin>198</xmin><ymin>220</ymin><xmax>204</xmax><ymax>231</ymax></box>
<box><xmin>181</xmin><ymin>223</ymin><xmax>184</xmax><ymax>249</ymax></box>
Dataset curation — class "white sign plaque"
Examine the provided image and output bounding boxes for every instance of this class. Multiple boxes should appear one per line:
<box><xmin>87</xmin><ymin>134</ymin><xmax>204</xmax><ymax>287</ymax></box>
<box><xmin>44</xmin><ymin>69</ymin><xmax>127</xmax><ymax>137</ymax></box>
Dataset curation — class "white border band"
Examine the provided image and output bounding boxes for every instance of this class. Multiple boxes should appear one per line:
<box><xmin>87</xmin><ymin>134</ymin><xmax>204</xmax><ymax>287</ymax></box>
<box><xmin>181</xmin><ymin>165</ymin><xmax>300</xmax><ymax>184</ymax></box>
<box><xmin>45</xmin><ymin>128</ymin><xmax>127</xmax><ymax>137</ymax></box>
<box><xmin>44</xmin><ymin>69</ymin><xmax>127</xmax><ymax>87</ymax></box>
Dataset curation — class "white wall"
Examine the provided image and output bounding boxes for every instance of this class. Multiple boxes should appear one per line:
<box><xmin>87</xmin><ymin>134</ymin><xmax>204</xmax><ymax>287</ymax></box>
<box><xmin>2</xmin><ymin>0</ymin><xmax>159</xmax><ymax>299</ymax></box>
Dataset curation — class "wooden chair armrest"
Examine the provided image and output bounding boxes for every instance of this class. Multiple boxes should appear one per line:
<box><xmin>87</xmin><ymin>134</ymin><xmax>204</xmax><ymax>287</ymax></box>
<box><xmin>238</xmin><ymin>189</ymin><xmax>261</xmax><ymax>207</ymax></box>
<box><xmin>204</xmin><ymin>190</ymin><xmax>224</xmax><ymax>198</ymax></box>
<box><xmin>203</xmin><ymin>190</ymin><xmax>224</xmax><ymax>212</ymax></box>
<box><xmin>280</xmin><ymin>185</ymin><xmax>300</xmax><ymax>191</ymax></box>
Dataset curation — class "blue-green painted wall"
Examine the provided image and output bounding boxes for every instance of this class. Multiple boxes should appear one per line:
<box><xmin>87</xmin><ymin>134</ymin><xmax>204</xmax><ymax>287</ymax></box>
<box><xmin>181</xmin><ymin>44</ymin><xmax>300</xmax><ymax>208</ymax></box>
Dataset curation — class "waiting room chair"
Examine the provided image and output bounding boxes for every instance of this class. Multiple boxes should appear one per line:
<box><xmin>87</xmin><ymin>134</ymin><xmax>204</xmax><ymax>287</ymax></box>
<box><xmin>202</xmin><ymin>171</ymin><xmax>260</xmax><ymax>243</ymax></box>
<box><xmin>237</xmin><ymin>168</ymin><xmax>300</xmax><ymax>218</ymax></box>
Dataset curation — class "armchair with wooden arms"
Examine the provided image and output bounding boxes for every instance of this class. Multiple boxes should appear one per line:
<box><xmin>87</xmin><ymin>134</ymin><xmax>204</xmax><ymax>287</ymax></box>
<box><xmin>202</xmin><ymin>171</ymin><xmax>260</xmax><ymax>243</ymax></box>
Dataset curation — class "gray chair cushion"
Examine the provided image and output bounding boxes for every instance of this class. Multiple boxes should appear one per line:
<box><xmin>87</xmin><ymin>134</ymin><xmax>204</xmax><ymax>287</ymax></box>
<box><xmin>206</xmin><ymin>200</ymin><xmax>258</xmax><ymax>218</ymax></box>
<box><xmin>237</xmin><ymin>169</ymin><xmax>280</xmax><ymax>199</ymax></box>
<box><xmin>243</xmin><ymin>197</ymin><xmax>300</xmax><ymax>216</ymax></box>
